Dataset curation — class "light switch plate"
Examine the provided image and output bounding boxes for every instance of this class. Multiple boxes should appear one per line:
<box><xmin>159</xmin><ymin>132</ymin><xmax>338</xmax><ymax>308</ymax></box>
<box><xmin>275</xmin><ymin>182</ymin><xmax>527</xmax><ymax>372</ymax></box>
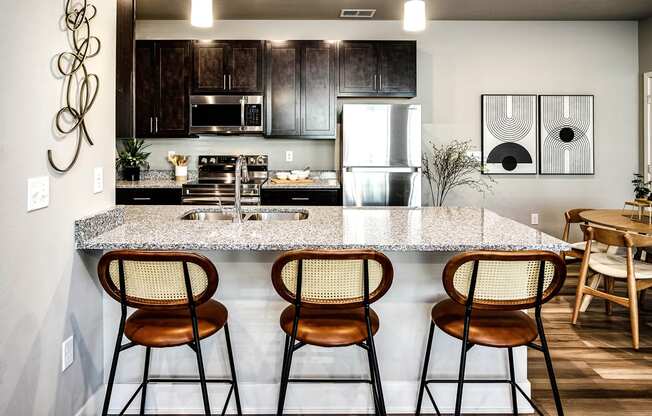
<box><xmin>531</xmin><ymin>213</ymin><xmax>539</xmax><ymax>225</ymax></box>
<box><xmin>285</xmin><ymin>151</ymin><xmax>294</xmax><ymax>162</ymax></box>
<box><xmin>61</xmin><ymin>335</ymin><xmax>74</xmax><ymax>372</ymax></box>
<box><xmin>27</xmin><ymin>176</ymin><xmax>49</xmax><ymax>212</ymax></box>
<box><xmin>93</xmin><ymin>167</ymin><xmax>104</xmax><ymax>194</ymax></box>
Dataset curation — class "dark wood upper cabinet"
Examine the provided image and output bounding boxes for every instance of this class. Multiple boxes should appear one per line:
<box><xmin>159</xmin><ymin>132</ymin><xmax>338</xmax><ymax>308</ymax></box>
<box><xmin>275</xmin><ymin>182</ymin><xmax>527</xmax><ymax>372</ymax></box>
<box><xmin>338</xmin><ymin>40</ymin><xmax>416</xmax><ymax>98</ymax></box>
<box><xmin>135</xmin><ymin>40</ymin><xmax>190</xmax><ymax>138</ymax></box>
<box><xmin>301</xmin><ymin>41</ymin><xmax>337</xmax><ymax>138</ymax></box>
<box><xmin>192</xmin><ymin>40</ymin><xmax>263</xmax><ymax>94</ymax></box>
<box><xmin>265</xmin><ymin>41</ymin><xmax>301</xmax><ymax>137</ymax></box>
<box><xmin>265</xmin><ymin>41</ymin><xmax>337</xmax><ymax>139</ymax></box>
<box><xmin>338</xmin><ymin>41</ymin><xmax>377</xmax><ymax>96</ymax></box>
<box><xmin>116</xmin><ymin>0</ymin><xmax>134</xmax><ymax>138</ymax></box>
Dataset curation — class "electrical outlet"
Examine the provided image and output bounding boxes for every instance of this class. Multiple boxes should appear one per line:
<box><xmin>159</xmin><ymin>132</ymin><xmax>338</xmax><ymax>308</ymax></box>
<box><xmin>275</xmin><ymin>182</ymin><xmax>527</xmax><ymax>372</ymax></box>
<box><xmin>285</xmin><ymin>151</ymin><xmax>293</xmax><ymax>162</ymax></box>
<box><xmin>61</xmin><ymin>335</ymin><xmax>74</xmax><ymax>372</ymax></box>
<box><xmin>531</xmin><ymin>213</ymin><xmax>539</xmax><ymax>225</ymax></box>
<box><xmin>27</xmin><ymin>176</ymin><xmax>49</xmax><ymax>212</ymax></box>
<box><xmin>168</xmin><ymin>150</ymin><xmax>176</xmax><ymax>159</ymax></box>
<box><xmin>93</xmin><ymin>167</ymin><xmax>104</xmax><ymax>194</ymax></box>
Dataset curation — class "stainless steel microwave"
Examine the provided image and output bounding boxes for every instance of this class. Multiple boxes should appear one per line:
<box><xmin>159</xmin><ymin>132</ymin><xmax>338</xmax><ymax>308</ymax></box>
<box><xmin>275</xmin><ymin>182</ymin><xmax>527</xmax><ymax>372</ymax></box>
<box><xmin>190</xmin><ymin>95</ymin><xmax>263</xmax><ymax>134</ymax></box>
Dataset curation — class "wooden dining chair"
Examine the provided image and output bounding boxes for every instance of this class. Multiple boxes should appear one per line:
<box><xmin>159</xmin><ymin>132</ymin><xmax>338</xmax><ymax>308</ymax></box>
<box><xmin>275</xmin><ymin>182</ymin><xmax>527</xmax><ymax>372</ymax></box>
<box><xmin>271</xmin><ymin>249</ymin><xmax>394</xmax><ymax>416</ymax></box>
<box><xmin>573</xmin><ymin>225</ymin><xmax>652</xmax><ymax>349</ymax></box>
<box><xmin>562</xmin><ymin>208</ymin><xmax>607</xmax><ymax>262</ymax></box>
<box><xmin>98</xmin><ymin>250</ymin><xmax>242</xmax><ymax>416</ymax></box>
<box><xmin>415</xmin><ymin>250</ymin><xmax>566</xmax><ymax>416</ymax></box>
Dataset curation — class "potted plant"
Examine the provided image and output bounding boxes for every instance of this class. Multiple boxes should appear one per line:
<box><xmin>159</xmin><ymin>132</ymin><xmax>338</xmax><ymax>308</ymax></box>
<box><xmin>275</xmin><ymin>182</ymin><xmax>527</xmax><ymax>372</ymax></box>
<box><xmin>116</xmin><ymin>139</ymin><xmax>151</xmax><ymax>181</ymax></box>
<box><xmin>422</xmin><ymin>139</ymin><xmax>494</xmax><ymax>206</ymax></box>
<box><xmin>632</xmin><ymin>173</ymin><xmax>651</xmax><ymax>199</ymax></box>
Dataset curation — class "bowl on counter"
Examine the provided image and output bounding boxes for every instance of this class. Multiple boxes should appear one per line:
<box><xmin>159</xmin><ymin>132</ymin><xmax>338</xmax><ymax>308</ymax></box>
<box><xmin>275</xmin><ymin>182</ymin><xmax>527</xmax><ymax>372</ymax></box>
<box><xmin>291</xmin><ymin>170</ymin><xmax>310</xmax><ymax>180</ymax></box>
<box><xmin>275</xmin><ymin>172</ymin><xmax>290</xmax><ymax>180</ymax></box>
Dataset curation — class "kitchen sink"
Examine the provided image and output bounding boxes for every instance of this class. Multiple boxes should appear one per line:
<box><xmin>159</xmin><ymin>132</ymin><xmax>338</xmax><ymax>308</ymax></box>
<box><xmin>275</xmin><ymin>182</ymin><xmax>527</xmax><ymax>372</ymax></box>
<box><xmin>181</xmin><ymin>210</ymin><xmax>308</xmax><ymax>222</ymax></box>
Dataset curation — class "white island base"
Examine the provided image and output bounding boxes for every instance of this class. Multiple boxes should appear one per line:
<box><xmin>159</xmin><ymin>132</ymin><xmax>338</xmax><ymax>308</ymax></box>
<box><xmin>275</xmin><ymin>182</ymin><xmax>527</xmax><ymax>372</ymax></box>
<box><xmin>102</xmin><ymin>251</ymin><xmax>533</xmax><ymax>415</ymax></box>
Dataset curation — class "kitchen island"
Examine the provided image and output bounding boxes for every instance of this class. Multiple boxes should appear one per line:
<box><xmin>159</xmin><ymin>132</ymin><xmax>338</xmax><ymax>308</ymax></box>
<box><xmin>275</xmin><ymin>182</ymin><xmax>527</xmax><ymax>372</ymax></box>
<box><xmin>76</xmin><ymin>206</ymin><xmax>568</xmax><ymax>414</ymax></box>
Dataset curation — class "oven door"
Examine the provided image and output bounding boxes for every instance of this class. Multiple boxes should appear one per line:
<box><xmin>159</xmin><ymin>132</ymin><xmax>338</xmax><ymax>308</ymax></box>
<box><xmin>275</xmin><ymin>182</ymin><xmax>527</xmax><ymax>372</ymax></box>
<box><xmin>190</xmin><ymin>95</ymin><xmax>263</xmax><ymax>134</ymax></box>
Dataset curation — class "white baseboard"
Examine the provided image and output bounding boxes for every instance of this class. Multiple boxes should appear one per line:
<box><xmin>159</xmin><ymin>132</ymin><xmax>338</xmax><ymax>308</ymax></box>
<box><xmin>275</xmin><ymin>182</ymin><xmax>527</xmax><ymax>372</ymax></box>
<box><xmin>106</xmin><ymin>380</ymin><xmax>533</xmax><ymax>414</ymax></box>
<box><xmin>75</xmin><ymin>388</ymin><xmax>103</xmax><ymax>416</ymax></box>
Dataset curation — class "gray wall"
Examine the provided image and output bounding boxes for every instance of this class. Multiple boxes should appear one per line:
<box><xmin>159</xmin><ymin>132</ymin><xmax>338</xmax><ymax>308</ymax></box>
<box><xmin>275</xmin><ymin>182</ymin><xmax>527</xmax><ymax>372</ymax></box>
<box><xmin>138</xmin><ymin>20</ymin><xmax>639</xmax><ymax>237</ymax></box>
<box><xmin>0</xmin><ymin>0</ymin><xmax>116</xmax><ymax>414</ymax></box>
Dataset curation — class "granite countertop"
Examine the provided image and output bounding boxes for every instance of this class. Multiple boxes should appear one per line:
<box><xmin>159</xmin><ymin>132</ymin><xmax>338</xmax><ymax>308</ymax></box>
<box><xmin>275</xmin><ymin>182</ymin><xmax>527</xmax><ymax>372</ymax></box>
<box><xmin>262</xmin><ymin>177</ymin><xmax>341</xmax><ymax>190</ymax></box>
<box><xmin>75</xmin><ymin>205</ymin><xmax>569</xmax><ymax>252</ymax></box>
<box><xmin>116</xmin><ymin>179</ymin><xmax>187</xmax><ymax>189</ymax></box>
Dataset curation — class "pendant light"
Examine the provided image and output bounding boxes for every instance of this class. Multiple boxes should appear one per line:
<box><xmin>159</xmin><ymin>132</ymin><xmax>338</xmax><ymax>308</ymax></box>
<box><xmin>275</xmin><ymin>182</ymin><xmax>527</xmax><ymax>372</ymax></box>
<box><xmin>403</xmin><ymin>0</ymin><xmax>426</xmax><ymax>32</ymax></box>
<box><xmin>191</xmin><ymin>0</ymin><xmax>214</xmax><ymax>28</ymax></box>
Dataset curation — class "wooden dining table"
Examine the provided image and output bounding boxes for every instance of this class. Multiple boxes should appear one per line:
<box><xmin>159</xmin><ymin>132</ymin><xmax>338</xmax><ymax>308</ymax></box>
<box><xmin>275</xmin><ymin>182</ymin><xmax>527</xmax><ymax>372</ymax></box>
<box><xmin>579</xmin><ymin>209</ymin><xmax>652</xmax><ymax>234</ymax></box>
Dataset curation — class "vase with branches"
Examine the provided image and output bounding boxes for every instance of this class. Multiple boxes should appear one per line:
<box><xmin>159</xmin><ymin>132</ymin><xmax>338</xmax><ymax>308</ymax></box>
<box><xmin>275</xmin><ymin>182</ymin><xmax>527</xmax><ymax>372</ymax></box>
<box><xmin>422</xmin><ymin>140</ymin><xmax>494</xmax><ymax>206</ymax></box>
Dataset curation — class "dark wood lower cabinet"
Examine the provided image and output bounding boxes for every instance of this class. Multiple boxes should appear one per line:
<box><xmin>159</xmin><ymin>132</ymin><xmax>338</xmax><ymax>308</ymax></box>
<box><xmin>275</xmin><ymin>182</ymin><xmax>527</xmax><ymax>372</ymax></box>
<box><xmin>261</xmin><ymin>188</ymin><xmax>341</xmax><ymax>206</ymax></box>
<box><xmin>116</xmin><ymin>188</ymin><xmax>182</xmax><ymax>205</ymax></box>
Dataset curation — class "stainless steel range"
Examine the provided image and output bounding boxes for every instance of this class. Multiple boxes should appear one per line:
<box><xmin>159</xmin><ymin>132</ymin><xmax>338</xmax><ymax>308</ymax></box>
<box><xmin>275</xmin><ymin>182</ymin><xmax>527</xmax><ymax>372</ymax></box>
<box><xmin>182</xmin><ymin>155</ymin><xmax>268</xmax><ymax>205</ymax></box>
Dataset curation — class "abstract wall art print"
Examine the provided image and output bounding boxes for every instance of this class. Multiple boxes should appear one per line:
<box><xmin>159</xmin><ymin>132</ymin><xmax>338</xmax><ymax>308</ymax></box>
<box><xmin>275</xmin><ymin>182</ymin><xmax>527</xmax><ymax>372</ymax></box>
<box><xmin>481</xmin><ymin>95</ymin><xmax>537</xmax><ymax>175</ymax></box>
<box><xmin>539</xmin><ymin>95</ymin><xmax>594</xmax><ymax>175</ymax></box>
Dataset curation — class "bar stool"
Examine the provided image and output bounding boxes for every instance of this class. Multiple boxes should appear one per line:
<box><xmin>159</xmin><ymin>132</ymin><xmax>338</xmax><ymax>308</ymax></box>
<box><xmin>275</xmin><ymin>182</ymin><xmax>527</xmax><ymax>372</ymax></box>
<box><xmin>415</xmin><ymin>250</ymin><xmax>566</xmax><ymax>416</ymax></box>
<box><xmin>271</xmin><ymin>249</ymin><xmax>394</xmax><ymax>416</ymax></box>
<box><xmin>98</xmin><ymin>250</ymin><xmax>242</xmax><ymax>416</ymax></box>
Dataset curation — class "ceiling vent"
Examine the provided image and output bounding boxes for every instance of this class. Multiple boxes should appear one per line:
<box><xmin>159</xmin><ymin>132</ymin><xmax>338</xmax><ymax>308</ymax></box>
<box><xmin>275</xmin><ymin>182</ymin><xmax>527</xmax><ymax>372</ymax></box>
<box><xmin>339</xmin><ymin>9</ymin><xmax>376</xmax><ymax>19</ymax></box>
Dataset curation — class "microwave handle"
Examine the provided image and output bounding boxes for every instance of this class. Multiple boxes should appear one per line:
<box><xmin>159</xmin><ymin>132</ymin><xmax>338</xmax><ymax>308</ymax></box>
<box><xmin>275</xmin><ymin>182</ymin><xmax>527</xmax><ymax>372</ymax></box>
<box><xmin>240</xmin><ymin>97</ymin><xmax>246</xmax><ymax>127</ymax></box>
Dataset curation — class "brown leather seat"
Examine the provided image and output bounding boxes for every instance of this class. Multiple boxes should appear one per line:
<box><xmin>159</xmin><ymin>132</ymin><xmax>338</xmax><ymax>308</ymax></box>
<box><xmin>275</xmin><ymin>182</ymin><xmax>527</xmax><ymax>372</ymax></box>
<box><xmin>125</xmin><ymin>299</ymin><xmax>228</xmax><ymax>348</ymax></box>
<box><xmin>431</xmin><ymin>299</ymin><xmax>538</xmax><ymax>348</ymax></box>
<box><xmin>280</xmin><ymin>305</ymin><xmax>380</xmax><ymax>347</ymax></box>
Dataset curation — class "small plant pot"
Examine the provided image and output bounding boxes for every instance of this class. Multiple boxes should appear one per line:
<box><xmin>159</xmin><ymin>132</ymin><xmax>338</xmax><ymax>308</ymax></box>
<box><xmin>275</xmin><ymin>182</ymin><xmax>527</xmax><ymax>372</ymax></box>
<box><xmin>175</xmin><ymin>165</ymin><xmax>188</xmax><ymax>182</ymax></box>
<box><xmin>122</xmin><ymin>166</ymin><xmax>141</xmax><ymax>181</ymax></box>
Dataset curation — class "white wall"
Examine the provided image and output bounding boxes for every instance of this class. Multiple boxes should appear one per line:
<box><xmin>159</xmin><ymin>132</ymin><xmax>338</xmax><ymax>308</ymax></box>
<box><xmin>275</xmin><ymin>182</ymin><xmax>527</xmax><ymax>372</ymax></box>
<box><xmin>0</xmin><ymin>0</ymin><xmax>116</xmax><ymax>414</ymax></box>
<box><xmin>137</xmin><ymin>20</ymin><xmax>639</xmax><ymax>237</ymax></box>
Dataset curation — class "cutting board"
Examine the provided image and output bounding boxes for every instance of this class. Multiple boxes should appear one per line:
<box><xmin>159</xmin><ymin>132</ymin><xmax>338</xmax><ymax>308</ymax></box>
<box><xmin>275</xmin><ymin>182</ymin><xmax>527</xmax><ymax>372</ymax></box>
<box><xmin>270</xmin><ymin>178</ymin><xmax>315</xmax><ymax>184</ymax></box>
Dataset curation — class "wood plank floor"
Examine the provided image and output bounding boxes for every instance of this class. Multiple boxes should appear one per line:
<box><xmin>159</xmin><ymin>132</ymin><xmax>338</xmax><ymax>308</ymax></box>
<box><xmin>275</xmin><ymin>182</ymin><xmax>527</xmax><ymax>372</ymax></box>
<box><xmin>530</xmin><ymin>275</ymin><xmax>652</xmax><ymax>415</ymax></box>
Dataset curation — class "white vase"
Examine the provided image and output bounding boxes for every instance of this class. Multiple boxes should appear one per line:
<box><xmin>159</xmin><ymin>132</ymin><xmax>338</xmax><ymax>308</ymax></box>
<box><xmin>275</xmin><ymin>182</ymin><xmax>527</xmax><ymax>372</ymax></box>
<box><xmin>175</xmin><ymin>166</ymin><xmax>188</xmax><ymax>182</ymax></box>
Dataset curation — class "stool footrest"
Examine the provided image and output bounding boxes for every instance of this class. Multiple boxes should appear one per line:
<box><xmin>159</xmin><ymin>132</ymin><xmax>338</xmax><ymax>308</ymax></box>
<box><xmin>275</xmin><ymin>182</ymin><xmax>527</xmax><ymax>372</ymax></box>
<box><xmin>288</xmin><ymin>377</ymin><xmax>373</xmax><ymax>384</ymax></box>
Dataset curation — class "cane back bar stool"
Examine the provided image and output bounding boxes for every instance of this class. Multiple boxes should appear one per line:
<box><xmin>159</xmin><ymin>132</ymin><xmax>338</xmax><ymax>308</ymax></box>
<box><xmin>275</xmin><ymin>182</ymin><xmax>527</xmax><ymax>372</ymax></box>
<box><xmin>572</xmin><ymin>225</ymin><xmax>652</xmax><ymax>350</ymax></box>
<box><xmin>271</xmin><ymin>249</ymin><xmax>394</xmax><ymax>416</ymax></box>
<box><xmin>98</xmin><ymin>250</ymin><xmax>242</xmax><ymax>416</ymax></box>
<box><xmin>415</xmin><ymin>250</ymin><xmax>566</xmax><ymax>416</ymax></box>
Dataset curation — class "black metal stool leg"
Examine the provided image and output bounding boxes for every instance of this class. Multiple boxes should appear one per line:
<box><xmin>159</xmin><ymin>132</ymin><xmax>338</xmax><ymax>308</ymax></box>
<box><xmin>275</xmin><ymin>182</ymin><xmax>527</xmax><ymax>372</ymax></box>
<box><xmin>191</xmin><ymin>316</ymin><xmax>212</xmax><ymax>415</ymax></box>
<box><xmin>139</xmin><ymin>347</ymin><xmax>151</xmax><ymax>415</ymax></box>
<box><xmin>365</xmin><ymin>338</ymin><xmax>381</xmax><ymax>415</ymax></box>
<box><xmin>416</xmin><ymin>322</ymin><xmax>435</xmax><ymax>416</ymax></box>
<box><xmin>224</xmin><ymin>323</ymin><xmax>243</xmax><ymax>416</ymax></box>
<box><xmin>102</xmin><ymin>319</ymin><xmax>125</xmax><ymax>416</ymax></box>
<box><xmin>537</xmin><ymin>316</ymin><xmax>564</xmax><ymax>416</ymax></box>
<box><xmin>507</xmin><ymin>347</ymin><xmax>518</xmax><ymax>416</ymax></box>
<box><xmin>454</xmin><ymin>316</ymin><xmax>471</xmax><ymax>416</ymax></box>
<box><xmin>277</xmin><ymin>329</ymin><xmax>297</xmax><ymax>415</ymax></box>
<box><xmin>365</xmin><ymin>314</ymin><xmax>386</xmax><ymax>416</ymax></box>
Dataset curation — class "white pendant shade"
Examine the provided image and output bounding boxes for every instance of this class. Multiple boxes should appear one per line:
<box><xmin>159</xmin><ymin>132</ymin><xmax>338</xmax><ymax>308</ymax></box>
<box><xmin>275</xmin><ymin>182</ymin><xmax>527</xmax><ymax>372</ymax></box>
<box><xmin>191</xmin><ymin>0</ymin><xmax>214</xmax><ymax>28</ymax></box>
<box><xmin>403</xmin><ymin>0</ymin><xmax>426</xmax><ymax>32</ymax></box>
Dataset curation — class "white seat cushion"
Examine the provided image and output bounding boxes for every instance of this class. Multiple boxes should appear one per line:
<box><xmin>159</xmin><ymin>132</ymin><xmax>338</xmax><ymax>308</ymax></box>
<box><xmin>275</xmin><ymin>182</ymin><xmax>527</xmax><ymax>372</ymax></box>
<box><xmin>569</xmin><ymin>241</ymin><xmax>608</xmax><ymax>253</ymax></box>
<box><xmin>588</xmin><ymin>253</ymin><xmax>652</xmax><ymax>279</ymax></box>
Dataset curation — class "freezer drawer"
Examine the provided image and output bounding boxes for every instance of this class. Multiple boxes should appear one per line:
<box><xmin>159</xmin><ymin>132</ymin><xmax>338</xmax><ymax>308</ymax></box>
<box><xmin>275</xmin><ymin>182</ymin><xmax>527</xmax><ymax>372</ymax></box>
<box><xmin>342</xmin><ymin>170</ymin><xmax>421</xmax><ymax>207</ymax></box>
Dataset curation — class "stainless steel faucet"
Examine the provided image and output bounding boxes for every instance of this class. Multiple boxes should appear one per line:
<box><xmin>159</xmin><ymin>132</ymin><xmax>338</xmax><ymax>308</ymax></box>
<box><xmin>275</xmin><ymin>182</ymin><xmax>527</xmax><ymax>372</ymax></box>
<box><xmin>233</xmin><ymin>155</ymin><xmax>249</xmax><ymax>223</ymax></box>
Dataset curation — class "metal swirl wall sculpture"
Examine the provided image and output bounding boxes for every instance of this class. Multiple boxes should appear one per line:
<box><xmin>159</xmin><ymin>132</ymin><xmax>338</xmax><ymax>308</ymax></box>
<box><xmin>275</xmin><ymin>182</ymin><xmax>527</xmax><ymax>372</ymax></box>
<box><xmin>48</xmin><ymin>0</ymin><xmax>101</xmax><ymax>173</ymax></box>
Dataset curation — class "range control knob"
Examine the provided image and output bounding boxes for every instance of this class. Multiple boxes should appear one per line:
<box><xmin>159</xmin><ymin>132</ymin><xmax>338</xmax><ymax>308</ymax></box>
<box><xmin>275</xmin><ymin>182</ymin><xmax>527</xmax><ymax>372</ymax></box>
<box><xmin>200</xmin><ymin>157</ymin><xmax>208</xmax><ymax>164</ymax></box>
<box><xmin>209</xmin><ymin>157</ymin><xmax>216</xmax><ymax>164</ymax></box>
<box><xmin>248</xmin><ymin>156</ymin><xmax>257</xmax><ymax>165</ymax></box>
<box><xmin>256</xmin><ymin>155</ymin><xmax>267</xmax><ymax>165</ymax></box>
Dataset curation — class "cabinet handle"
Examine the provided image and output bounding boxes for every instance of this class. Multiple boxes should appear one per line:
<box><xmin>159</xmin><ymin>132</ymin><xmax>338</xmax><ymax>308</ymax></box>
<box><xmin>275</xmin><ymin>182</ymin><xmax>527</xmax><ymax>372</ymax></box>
<box><xmin>155</xmin><ymin>117</ymin><xmax>158</xmax><ymax>133</ymax></box>
<box><xmin>149</xmin><ymin>117</ymin><xmax>153</xmax><ymax>133</ymax></box>
<box><xmin>132</xmin><ymin>197</ymin><xmax>152</xmax><ymax>201</ymax></box>
<box><xmin>374</xmin><ymin>75</ymin><xmax>377</xmax><ymax>91</ymax></box>
<box><xmin>379</xmin><ymin>75</ymin><xmax>382</xmax><ymax>90</ymax></box>
<box><xmin>291</xmin><ymin>197</ymin><xmax>310</xmax><ymax>201</ymax></box>
<box><xmin>228</xmin><ymin>74</ymin><xmax>232</xmax><ymax>90</ymax></box>
<box><xmin>223</xmin><ymin>74</ymin><xmax>227</xmax><ymax>90</ymax></box>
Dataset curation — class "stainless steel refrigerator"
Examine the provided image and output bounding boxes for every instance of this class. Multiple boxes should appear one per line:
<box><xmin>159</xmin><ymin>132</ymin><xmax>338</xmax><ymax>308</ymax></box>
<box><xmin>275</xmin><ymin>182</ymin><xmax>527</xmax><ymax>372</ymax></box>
<box><xmin>342</xmin><ymin>104</ymin><xmax>421</xmax><ymax>207</ymax></box>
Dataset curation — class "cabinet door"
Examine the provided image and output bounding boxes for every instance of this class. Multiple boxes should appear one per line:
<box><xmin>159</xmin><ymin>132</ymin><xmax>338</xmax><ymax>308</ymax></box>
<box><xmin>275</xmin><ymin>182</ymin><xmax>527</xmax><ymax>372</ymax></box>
<box><xmin>377</xmin><ymin>41</ymin><xmax>416</xmax><ymax>97</ymax></box>
<box><xmin>156</xmin><ymin>41</ymin><xmax>190</xmax><ymax>137</ymax></box>
<box><xmin>265</xmin><ymin>41</ymin><xmax>301</xmax><ymax>136</ymax></box>
<box><xmin>301</xmin><ymin>41</ymin><xmax>336</xmax><ymax>138</ymax></box>
<box><xmin>228</xmin><ymin>40</ymin><xmax>264</xmax><ymax>93</ymax></box>
<box><xmin>192</xmin><ymin>41</ymin><xmax>229</xmax><ymax>93</ymax></box>
<box><xmin>135</xmin><ymin>40</ymin><xmax>157</xmax><ymax>137</ymax></box>
<box><xmin>338</xmin><ymin>41</ymin><xmax>378</xmax><ymax>97</ymax></box>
